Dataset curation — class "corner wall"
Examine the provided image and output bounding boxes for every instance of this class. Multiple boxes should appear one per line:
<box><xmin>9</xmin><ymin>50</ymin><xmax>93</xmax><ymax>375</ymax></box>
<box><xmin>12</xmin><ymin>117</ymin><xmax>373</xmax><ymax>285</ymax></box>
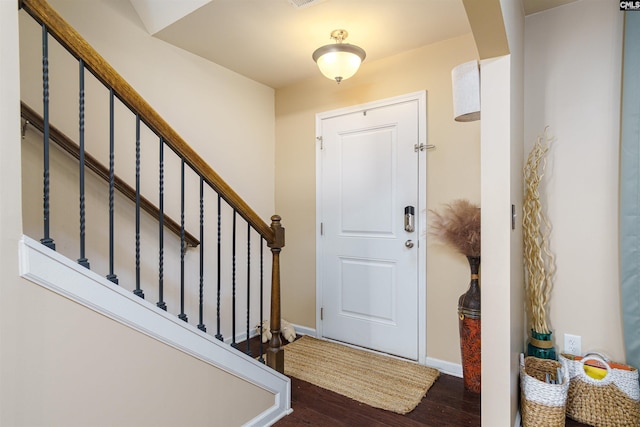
<box><xmin>463</xmin><ymin>0</ymin><xmax>525</xmax><ymax>424</ymax></box>
<box><xmin>524</xmin><ymin>0</ymin><xmax>625</xmax><ymax>362</ymax></box>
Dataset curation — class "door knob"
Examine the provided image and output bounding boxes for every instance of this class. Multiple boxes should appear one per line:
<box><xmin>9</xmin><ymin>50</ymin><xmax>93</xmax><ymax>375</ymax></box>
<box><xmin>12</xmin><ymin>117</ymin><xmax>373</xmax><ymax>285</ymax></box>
<box><xmin>405</xmin><ymin>240</ymin><xmax>414</xmax><ymax>248</ymax></box>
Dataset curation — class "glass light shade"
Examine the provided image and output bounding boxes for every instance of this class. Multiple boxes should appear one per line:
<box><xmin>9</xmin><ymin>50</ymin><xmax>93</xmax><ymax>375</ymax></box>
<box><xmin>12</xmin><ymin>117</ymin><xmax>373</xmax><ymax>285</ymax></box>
<box><xmin>313</xmin><ymin>43</ymin><xmax>366</xmax><ymax>83</ymax></box>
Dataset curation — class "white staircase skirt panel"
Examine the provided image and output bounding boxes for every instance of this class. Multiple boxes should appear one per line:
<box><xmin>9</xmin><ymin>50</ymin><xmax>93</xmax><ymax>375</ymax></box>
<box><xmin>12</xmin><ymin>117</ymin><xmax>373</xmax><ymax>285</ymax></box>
<box><xmin>18</xmin><ymin>235</ymin><xmax>291</xmax><ymax>427</ymax></box>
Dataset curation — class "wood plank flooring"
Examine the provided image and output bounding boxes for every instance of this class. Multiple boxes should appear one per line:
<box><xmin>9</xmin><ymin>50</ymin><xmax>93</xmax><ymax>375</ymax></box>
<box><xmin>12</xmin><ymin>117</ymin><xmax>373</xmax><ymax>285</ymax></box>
<box><xmin>238</xmin><ymin>336</ymin><xmax>589</xmax><ymax>426</ymax></box>
<box><xmin>275</xmin><ymin>374</ymin><xmax>590</xmax><ymax>427</ymax></box>
<box><xmin>276</xmin><ymin>374</ymin><xmax>479</xmax><ymax>427</ymax></box>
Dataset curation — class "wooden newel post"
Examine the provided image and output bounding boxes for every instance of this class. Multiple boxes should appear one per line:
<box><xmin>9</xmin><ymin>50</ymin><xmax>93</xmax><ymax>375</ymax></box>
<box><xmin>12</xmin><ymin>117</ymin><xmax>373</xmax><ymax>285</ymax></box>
<box><xmin>267</xmin><ymin>215</ymin><xmax>285</xmax><ymax>373</ymax></box>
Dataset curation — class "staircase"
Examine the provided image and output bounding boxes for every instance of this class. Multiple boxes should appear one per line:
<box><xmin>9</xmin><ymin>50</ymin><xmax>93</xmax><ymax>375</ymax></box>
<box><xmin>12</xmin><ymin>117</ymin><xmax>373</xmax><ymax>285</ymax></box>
<box><xmin>13</xmin><ymin>0</ymin><xmax>290</xmax><ymax>425</ymax></box>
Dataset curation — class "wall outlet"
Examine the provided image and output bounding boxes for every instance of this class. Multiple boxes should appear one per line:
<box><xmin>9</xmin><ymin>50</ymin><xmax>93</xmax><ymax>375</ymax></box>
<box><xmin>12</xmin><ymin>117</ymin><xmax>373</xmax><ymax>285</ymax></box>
<box><xmin>564</xmin><ymin>333</ymin><xmax>582</xmax><ymax>355</ymax></box>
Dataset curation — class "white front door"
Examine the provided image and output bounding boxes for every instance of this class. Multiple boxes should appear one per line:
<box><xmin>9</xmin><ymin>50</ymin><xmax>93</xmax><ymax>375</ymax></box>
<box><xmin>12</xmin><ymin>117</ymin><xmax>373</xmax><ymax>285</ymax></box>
<box><xmin>317</xmin><ymin>92</ymin><xmax>426</xmax><ymax>361</ymax></box>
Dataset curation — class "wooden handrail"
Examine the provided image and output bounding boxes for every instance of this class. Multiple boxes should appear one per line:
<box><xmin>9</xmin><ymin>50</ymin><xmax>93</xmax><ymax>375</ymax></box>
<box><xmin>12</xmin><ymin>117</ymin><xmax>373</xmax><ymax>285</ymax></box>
<box><xmin>19</xmin><ymin>0</ymin><xmax>274</xmax><ymax>244</ymax></box>
<box><xmin>20</xmin><ymin>102</ymin><xmax>200</xmax><ymax>248</ymax></box>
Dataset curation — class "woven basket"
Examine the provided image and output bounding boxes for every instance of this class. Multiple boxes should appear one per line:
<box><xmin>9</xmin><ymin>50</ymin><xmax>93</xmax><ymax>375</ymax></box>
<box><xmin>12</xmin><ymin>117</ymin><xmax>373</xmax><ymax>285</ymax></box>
<box><xmin>560</xmin><ymin>353</ymin><xmax>640</xmax><ymax>427</ymax></box>
<box><xmin>520</xmin><ymin>354</ymin><xmax>569</xmax><ymax>427</ymax></box>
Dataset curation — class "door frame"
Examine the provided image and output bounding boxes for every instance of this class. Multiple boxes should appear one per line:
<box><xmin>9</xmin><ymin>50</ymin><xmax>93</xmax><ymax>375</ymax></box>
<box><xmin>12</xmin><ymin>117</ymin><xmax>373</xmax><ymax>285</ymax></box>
<box><xmin>315</xmin><ymin>91</ymin><xmax>428</xmax><ymax>364</ymax></box>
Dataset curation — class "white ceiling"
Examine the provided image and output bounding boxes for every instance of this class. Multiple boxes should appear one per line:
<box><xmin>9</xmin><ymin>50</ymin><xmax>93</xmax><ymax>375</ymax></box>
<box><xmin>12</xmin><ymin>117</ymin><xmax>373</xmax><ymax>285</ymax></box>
<box><xmin>129</xmin><ymin>0</ymin><xmax>576</xmax><ymax>89</ymax></box>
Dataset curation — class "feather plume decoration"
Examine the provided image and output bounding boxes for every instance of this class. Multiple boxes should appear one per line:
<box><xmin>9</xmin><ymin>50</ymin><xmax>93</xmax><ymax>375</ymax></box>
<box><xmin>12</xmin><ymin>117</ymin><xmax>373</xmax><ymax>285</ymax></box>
<box><xmin>429</xmin><ymin>199</ymin><xmax>481</xmax><ymax>257</ymax></box>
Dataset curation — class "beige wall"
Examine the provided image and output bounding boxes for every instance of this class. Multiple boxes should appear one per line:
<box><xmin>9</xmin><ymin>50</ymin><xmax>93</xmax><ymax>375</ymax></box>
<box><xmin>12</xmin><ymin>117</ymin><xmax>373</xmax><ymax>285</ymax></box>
<box><xmin>275</xmin><ymin>33</ymin><xmax>481</xmax><ymax>365</ymax></box>
<box><xmin>461</xmin><ymin>2</ymin><xmax>525</xmax><ymax>425</ymax></box>
<box><xmin>506</xmin><ymin>0</ymin><xmax>526</xmax><ymax>423</ymax></box>
<box><xmin>470</xmin><ymin>0</ymin><xmax>526</xmax><ymax>424</ymax></box>
<box><xmin>524</xmin><ymin>1</ymin><xmax>625</xmax><ymax>361</ymax></box>
<box><xmin>480</xmin><ymin>54</ymin><xmax>519</xmax><ymax>426</ymax></box>
<box><xmin>3</xmin><ymin>2</ymin><xmax>277</xmax><ymax>425</ymax></box>
<box><xmin>21</xmin><ymin>0</ymin><xmax>276</xmax><ymax>220</ymax></box>
<box><xmin>3</xmin><ymin>278</ymin><xmax>274</xmax><ymax>427</ymax></box>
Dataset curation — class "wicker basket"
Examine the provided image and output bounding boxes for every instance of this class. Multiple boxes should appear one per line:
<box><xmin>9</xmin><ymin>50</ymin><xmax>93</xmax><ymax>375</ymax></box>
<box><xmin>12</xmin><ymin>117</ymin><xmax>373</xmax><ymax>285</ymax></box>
<box><xmin>560</xmin><ymin>353</ymin><xmax>640</xmax><ymax>427</ymax></box>
<box><xmin>520</xmin><ymin>354</ymin><xmax>569</xmax><ymax>427</ymax></box>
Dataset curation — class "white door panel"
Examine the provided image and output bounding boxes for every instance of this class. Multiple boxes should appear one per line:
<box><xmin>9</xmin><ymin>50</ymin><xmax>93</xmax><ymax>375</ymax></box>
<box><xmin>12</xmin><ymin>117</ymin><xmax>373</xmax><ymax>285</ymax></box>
<box><xmin>339</xmin><ymin>127</ymin><xmax>396</xmax><ymax>236</ymax></box>
<box><xmin>319</xmin><ymin>97</ymin><xmax>422</xmax><ymax>360</ymax></box>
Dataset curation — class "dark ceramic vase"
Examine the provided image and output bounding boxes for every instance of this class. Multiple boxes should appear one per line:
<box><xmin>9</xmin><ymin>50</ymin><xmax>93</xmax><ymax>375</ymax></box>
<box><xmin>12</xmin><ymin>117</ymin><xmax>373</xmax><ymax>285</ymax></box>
<box><xmin>458</xmin><ymin>255</ymin><xmax>481</xmax><ymax>393</ymax></box>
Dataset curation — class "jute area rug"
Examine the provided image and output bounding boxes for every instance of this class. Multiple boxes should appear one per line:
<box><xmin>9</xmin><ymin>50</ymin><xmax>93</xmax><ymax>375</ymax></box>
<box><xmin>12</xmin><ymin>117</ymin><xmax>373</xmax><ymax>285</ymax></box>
<box><xmin>283</xmin><ymin>335</ymin><xmax>440</xmax><ymax>414</ymax></box>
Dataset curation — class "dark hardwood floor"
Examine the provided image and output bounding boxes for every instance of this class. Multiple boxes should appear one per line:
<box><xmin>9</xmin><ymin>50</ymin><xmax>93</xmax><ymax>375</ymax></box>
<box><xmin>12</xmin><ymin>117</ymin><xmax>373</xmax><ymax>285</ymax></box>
<box><xmin>275</xmin><ymin>374</ymin><xmax>479</xmax><ymax>427</ymax></box>
<box><xmin>275</xmin><ymin>375</ymin><xmax>591</xmax><ymax>427</ymax></box>
<box><xmin>238</xmin><ymin>336</ymin><xmax>589</xmax><ymax>426</ymax></box>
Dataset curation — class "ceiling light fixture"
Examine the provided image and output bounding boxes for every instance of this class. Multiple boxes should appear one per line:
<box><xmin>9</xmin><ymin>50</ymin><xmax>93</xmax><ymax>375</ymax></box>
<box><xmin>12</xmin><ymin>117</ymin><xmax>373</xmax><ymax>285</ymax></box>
<box><xmin>312</xmin><ymin>29</ymin><xmax>366</xmax><ymax>84</ymax></box>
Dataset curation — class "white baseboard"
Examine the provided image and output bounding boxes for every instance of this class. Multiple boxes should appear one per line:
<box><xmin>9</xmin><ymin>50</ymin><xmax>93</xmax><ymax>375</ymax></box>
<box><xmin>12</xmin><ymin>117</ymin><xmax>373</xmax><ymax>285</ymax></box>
<box><xmin>290</xmin><ymin>323</ymin><xmax>316</xmax><ymax>337</ymax></box>
<box><xmin>18</xmin><ymin>235</ymin><xmax>291</xmax><ymax>427</ymax></box>
<box><xmin>425</xmin><ymin>357</ymin><xmax>463</xmax><ymax>378</ymax></box>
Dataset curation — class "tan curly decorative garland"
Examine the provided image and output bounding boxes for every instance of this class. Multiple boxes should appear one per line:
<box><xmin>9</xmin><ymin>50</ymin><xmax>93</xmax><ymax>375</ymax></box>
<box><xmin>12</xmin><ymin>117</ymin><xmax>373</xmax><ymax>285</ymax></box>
<box><xmin>523</xmin><ymin>128</ymin><xmax>556</xmax><ymax>334</ymax></box>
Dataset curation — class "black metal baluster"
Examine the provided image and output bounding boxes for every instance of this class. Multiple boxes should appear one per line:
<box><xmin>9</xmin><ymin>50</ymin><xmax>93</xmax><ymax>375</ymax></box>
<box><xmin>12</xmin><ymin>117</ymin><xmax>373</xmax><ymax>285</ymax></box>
<box><xmin>197</xmin><ymin>176</ymin><xmax>206</xmax><ymax>332</ymax></box>
<box><xmin>215</xmin><ymin>193</ymin><xmax>223</xmax><ymax>341</ymax></box>
<box><xmin>106</xmin><ymin>89</ymin><xmax>118</xmax><ymax>284</ymax></box>
<box><xmin>133</xmin><ymin>115</ymin><xmax>144</xmax><ymax>299</ymax></box>
<box><xmin>178</xmin><ymin>159</ymin><xmax>188</xmax><ymax>322</ymax></box>
<box><xmin>40</xmin><ymin>25</ymin><xmax>55</xmax><ymax>250</ymax></box>
<box><xmin>258</xmin><ymin>237</ymin><xmax>264</xmax><ymax>363</ymax></box>
<box><xmin>157</xmin><ymin>137</ymin><xmax>166</xmax><ymax>310</ymax></box>
<box><xmin>77</xmin><ymin>59</ymin><xmax>90</xmax><ymax>269</ymax></box>
<box><xmin>245</xmin><ymin>223</ymin><xmax>251</xmax><ymax>356</ymax></box>
<box><xmin>231</xmin><ymin>209</ymin><xmax>238</xmax><ymax>349</ymax></box>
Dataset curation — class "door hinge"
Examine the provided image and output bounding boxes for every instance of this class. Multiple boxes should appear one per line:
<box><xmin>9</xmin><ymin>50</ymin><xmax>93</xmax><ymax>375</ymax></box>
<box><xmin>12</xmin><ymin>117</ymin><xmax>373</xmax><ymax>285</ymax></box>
<box><xmin>321</xmin><ymin>307</ymin><xmax>323</xmax><ymax>320</ymax></box>
<box><xmin>317</xmin><ymin>136</ymin><xmax>323</xmax><ymax>150</ymax></box>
